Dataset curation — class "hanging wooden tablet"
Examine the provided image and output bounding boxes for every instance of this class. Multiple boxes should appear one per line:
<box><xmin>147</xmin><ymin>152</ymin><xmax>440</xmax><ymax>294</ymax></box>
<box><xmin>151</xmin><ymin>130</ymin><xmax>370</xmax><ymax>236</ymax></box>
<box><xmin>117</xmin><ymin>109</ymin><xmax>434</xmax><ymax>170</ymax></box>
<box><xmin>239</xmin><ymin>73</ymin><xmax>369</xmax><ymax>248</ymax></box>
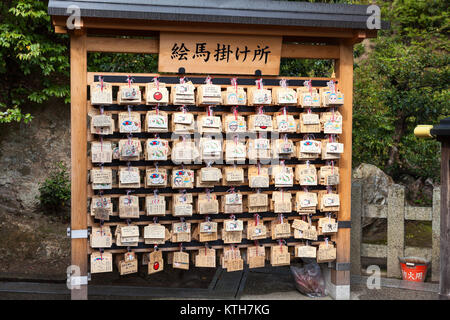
<box><xmin>171</xmin><ymin>140</ymin><xmax>200</xmax><ymax>164</ymax></box>
<box><xmin>148</xmin><ymin>250</ymin><xmax>164</xmax><ymax>274</ymax></box>
<box><xmin>272</xmin><ymin>85</ymin><xmax>297</xmax><ymax>105</ymax></box>
<box><xmin>270</xmin><ymin>244</ymin><xmax>290</xmax><ymax>267</ymax></box>
<box><xmin>271</xmin><ymin>220</ymin><xmax>291</xmax><ymax>239</ymax></box>
<box><xmin>90</xmin><ymin>226</ymin><xmax>112</xmax><ymax>248</ymax></box>
<box><xmin>118</xmin><ymin>195</ymin><xmax>140</xmax><ymax>219</ymax></box>
<box><xmin>272</xmin><ymin>138</ymin><xmax>295</xmax><ymax>159</ymax></box>
<box><xmin>295</xmin><ymin>191</ymin><xmax>318</xmax><ymax>214</ymax></box>
<box><xmin>90</xmin><ymin>113</ymin><xmax>114</xmax><ymax>135</ymax></box>
<box><xmin>318</xmin><ymin>217</ymin><xmax>338</xmax><ymax>235</ymax></box>
<box><xmin>271</xmin><ymin>191</ymin><xmax>292</xmax><ymax>213</ymax></box>
<box><xmin>90</xmin><ymin>196</ymin><xmax>112</xmax><ymax>220</ymax></box>
<box><xmin>90</xmin><ymin>81</ymin><xmax>113</xmax><ymax>105</ymax></box>
<box><xmin>90</xmin><ymin>251</ymin><xmax>113</xmax><ymax>274</ymax></box>
<box><xmin>222</xmin><ymin>220</ymin><xmax>243</xmax><ymax>244</ymax></box>
<box><xmin>274</xmin><ymin>113</ymin><xmax>297</xmax><ymax>133</ymax></box>
<box><xmin>248</xmin><ymin>193</ymin><xmax>269</xmax><ymax>213</ymax></box>
<box><xmin>145</xmin><ymin>168</ymin><xmax>168</xmax><ymax>188</ymax></box>
<box><xmin>172</xmin><ymin>251</ymin><xmax>190</xmax><ymax>270</ymax></box>
<box><xmin>118</xmin><ymin>111</ymin><xmax>141</xmax><ymax>133</ymax></box>
<box><xmin>317</xmin><ymin>242</ymin><xmax>337</xmax><ymax>263</ymax></box>
<box><xmin>197</xmin><ymin>193</ymin><xmax>219</xmax><ymax>215</ymax></box>
<box><xmin>197</xmin><ymin>115</ymin><xmax>222</xmax><ymax>134</ymax></box>
<box><xmin>318</xmin><ymin>165</ymin><xmax>340</xmax><ymax>186</ymax></box>
<box><xmin>321</xmin><ymin>111</ymin><xmax>343</xmax><ymax>134</ymax></box>
<box><xmin>295</xmin><ymin>164</ymin><xmax>317</xmax><ymax>186</ymax></box>
<box><xmin>118</xmin><ymin>251</ymin><xmax>138</xmax><ymax>275</ymax></box>
<box><xmin>247</xmin><ymin>245</ymin><xmax>266</xmax><ymax>269</ymax></box>
<box><xmin>224</xmin><ymin>138</ymin><xmax>246</xmax><ymax>162</ymax></box>
<box><xmin>199</xmin><ymin>137</ymin><xmax>222</xmax><ymax>162</ymax></box>
<box><xmin>292</xmin><ymin>219</ymin><xmax>310</xmax><ymax>232</ymax></box>
<box><xmin>296</xmin><ymin>140</ymin><xmax>322</xmax><ymax>160</ymax></box>
<box><xmin>146</xmin><ymin>81</ymin><xmax>169</xmax><ymax>105</ymax></box>
<box><xmin>198</xmin><ymin>221</ymin><xmax>218</xmax><ymax>242</ymax></box>
<box><xmin>223</xmin><ymin>167</ymin><xmax>245</xmax><ymax>186</ymax></box>
<box><xmin>171</xmin><ymin>111</ymin><xmax>195</xmax><ymax>133</ymax></box>
<box><xmin>145</xmin><ymin>138</ymin><xmax>169</xmax><ymax>161</ymax></box>
<box><xmin>248</xmin><ymin>166</ymin><xmax>270</xmax><ymax>188</ymax></box>
<box><xmin>171</xmin><ymin>221</ymin><xmax>191</xmax><ymax>242</ymax></box>
<box><xmin>223</xmin><ymin>113</ymin><xmax>247</xmax><ymax>133</ymax></box>
<box><xmin>118</xmin><ymin>166</ymin><xmax>140</xmax><ymax>189</ymax></box>
<box><xmin>116</xmin><ymin>225</ymin><xmax>140</xmax><ymax>246</ymax></box>
<box><xmin>200</xmin><ymin>167</ymin><xmax>222</xmax><ymax>183</ymax></box>
<box><xmin>247</xmin><ymin>138</ymin><xmax>271</xmax><ymax>161</ymax></box>
<box><xmin>119</xmin><ymin>138</ymin><xmax>141</xmax><ymax>161</ymax></box>
<box><xmin>248</xmin><ymin>85</ymin><xmax>272</xmax><ymax>106</ymax></box>
<box><xmin>145</xmin><ymin>195</ymin><xmax>166</xmax><ymax>216</ymax></box>
<box><xmin>171</xmin><ymin>168</ymin><xmax>195</xmax><ymax>189</ymax></box>
<box><xmin>222</xmin><ymin>80</ymin><xmax>247</xmax><ymax>105</ymax></box>
<box><xmin>318</xmin><ymin>191</ymin><xmax>340</xmax><ymax>212</ymax></box>
<box><xmin>197</xmin><ymin>83</ymin><xmax>222</xmax><ymax>105</ymax></box>
<box><xmin>272</xmin><ymin>165</ymin><xmax>294</xmax><ymax>187</ymax></box>
<box><xmin>91</xmin><ymin>141</ymin><xmax>113</xmax><ymax>163</ymax></box>
<box><xmin>91</xmin><ymin>168</ymin><xmax>112</xmax><ymax>190</ymax></box>
<box><xmin>295</xmin><ymin>245</ymin><xmax>317</xmax><ymax>258</ymax></box>
<box><xmin>144</xmin><ymin>223</ymin><xmax>167</xmax><ymax>244</ymax></box>
<box><xmin>247</xmin><ymin>220</ymin><xmax>267</xmax><ymax>240</ymax></box>
<box><xmin>248</xmin><ymin>114</ymin><xmax>273</xmax><ymax>132</ymax></box>
<box><xmin>172</xmin><ymin>193</ymin><xmax>193</xmax><ymax>217</ymax></box>
<box><xmin>321</xmin><ymin>140</ymin><xmax>342</xmax><ymax>160</ymax></box>
<box><xmin>222</xmin><ymin>246</ymin><xmax>244</xmax><ymax>272</ymax></box>
<box><xmin>294</xmin><ymin>225</ymin><xmax>318</xmax><ymax>241</ymax></box>
<box><xmin>195</xmin><ymin>248</ymin><xmax>216</xmax><ymax>268</ymax></box>
<box><xmin>118</xmin><ymin>84</ymin><xmax>142</xmax><ymax>105</ymax></box>
<box><xmin>321</xmin><ymin>83</ymin><xmax>344</xmax><ymax>106</ymax></box>
<box><xmin>297</xmin><ymin>87</ymin><xmax>321</xmax><ymax>108</ymax></box>
<box><xmin>146</xmin><ymin>110</ymin><xmax>168</xmax><ymax>133</ymax></box>
<box><xmin>171</xmin><ymin>82</ymin><xmax>195</xmax><ymax>105</ymax></box>
<box><xmin>298</xmin><ymin>112</ymin><xmax>321</xmax><ymax>133</ymax></box>
<box><xmin>222</xmin><ymin>192</ymin><xmax>243</xmax><ymax>214</ymax></box>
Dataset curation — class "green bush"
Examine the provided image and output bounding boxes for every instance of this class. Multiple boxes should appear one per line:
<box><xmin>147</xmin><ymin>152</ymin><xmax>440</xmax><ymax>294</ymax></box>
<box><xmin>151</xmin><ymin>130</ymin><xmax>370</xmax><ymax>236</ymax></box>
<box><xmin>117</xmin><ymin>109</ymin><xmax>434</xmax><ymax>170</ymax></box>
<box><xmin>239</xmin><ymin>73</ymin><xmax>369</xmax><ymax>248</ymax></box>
<box><xmin>37</xmin><ymin>161</ymin><xmax>70</xmax><ymax>219</ymax></box>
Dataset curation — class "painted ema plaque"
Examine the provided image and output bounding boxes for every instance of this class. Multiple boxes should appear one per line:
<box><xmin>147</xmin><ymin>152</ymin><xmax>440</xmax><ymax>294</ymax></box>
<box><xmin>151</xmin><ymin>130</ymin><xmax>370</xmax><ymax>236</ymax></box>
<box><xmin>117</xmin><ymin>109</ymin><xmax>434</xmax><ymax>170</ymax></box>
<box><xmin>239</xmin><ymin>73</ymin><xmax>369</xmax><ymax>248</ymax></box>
<box><xmin>159</xmin><ymin>32</ymin><xmax>282</xmax><ymax>75</ymax></box>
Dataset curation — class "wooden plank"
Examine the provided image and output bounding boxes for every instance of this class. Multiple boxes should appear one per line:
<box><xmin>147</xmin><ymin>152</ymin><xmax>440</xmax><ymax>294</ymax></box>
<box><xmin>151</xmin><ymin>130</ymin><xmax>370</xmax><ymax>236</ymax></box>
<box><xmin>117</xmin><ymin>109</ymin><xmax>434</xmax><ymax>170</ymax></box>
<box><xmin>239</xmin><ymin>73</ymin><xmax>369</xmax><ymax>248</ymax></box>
<box><xmin>158</xmin><ymin>32</ymin><xmax>282</xmax><ymax>75</ymax></box>
<box><xmin>331</xmin><ymin>39</ymin><xmax>353</xmax><ymax>286</ymax></box>
<box><xmin>70</xmin><ymin>32</ymin><xmax>88</xmax><ymax>300</ymax></box>
<box><xmin>281</xmin><ymin>43</ymin><xmax>339</xmax><ymax>59</ymax></box>
<box><xmin>53</xmin><ymin>16</ymin><xmax>360</xmax><ymax>39</ymax></box>
<box><xmin>86</xmin><ymin>37</ymin><xmax>159</xmax><ymax>54</ymax></box>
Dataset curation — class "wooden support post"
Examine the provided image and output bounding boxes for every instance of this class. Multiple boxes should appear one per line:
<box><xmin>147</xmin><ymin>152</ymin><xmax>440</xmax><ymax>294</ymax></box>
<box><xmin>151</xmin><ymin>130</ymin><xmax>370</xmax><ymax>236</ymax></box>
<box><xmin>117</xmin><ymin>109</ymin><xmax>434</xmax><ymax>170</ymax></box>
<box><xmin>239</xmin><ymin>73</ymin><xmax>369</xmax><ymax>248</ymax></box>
<box><xmin>70</xmin><ymin>31</ymin><xmax>88</xmax><ymax>300</ymax></box>
<box><xmin>439</xmin><ymin>140</ymin><xmax>450</xmax><ymax>300</ymax></box>
<box><xmin>330</xmin><ymin>40</ymin><xmax>353</xmax><ymax>293</ymax></box>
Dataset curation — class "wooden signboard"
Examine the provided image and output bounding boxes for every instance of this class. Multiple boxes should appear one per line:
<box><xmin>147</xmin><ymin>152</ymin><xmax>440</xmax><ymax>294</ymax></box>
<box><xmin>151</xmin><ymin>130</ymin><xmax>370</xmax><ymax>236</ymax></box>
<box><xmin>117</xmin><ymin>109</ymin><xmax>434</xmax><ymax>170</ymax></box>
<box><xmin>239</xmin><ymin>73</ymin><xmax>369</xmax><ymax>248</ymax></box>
<box><xmin>158</xmin><ymin>32</ymin><xmax>282</xmax><ymax>75</ymax></box>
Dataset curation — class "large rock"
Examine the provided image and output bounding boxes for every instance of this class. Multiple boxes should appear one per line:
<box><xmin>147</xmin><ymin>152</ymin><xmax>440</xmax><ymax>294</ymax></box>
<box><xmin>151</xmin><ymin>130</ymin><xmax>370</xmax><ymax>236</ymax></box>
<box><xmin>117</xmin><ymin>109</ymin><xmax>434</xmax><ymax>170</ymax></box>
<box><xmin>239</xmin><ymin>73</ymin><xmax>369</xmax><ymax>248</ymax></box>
<box><xmin>0</xmin><ymin>99</ymin><xmax>70</xmax><ymax>214</ymax></box>
<box><xmin>353</xmin><ymin>163</ymin><xmax>394</xmax><ymax>229</ymax></box>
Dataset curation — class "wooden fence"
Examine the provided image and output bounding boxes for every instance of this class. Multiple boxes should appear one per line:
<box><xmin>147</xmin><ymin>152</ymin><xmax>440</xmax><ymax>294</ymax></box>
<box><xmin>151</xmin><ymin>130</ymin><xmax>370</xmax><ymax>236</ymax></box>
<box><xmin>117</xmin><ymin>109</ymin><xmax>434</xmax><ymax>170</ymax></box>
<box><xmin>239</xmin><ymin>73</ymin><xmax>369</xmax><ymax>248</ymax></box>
<box><xmin>351</xmin><ymin>183</ymin><xmax>440</xmax><ymax>281</ymax></box>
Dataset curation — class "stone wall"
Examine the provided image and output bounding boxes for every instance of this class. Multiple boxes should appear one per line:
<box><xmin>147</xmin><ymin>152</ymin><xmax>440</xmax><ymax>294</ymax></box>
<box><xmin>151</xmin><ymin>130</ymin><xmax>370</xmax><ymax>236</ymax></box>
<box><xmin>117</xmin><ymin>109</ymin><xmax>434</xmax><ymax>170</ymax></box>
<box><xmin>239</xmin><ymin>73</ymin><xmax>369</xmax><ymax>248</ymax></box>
<box><xmin>0</xmin><ymin>99</ymin><xmax>71</xmax><ymax>278</ymax></box>
<box><xmin>0</xmin><ymin>99</ymin><xmax>70</xmax><ymax>214</ymax></box>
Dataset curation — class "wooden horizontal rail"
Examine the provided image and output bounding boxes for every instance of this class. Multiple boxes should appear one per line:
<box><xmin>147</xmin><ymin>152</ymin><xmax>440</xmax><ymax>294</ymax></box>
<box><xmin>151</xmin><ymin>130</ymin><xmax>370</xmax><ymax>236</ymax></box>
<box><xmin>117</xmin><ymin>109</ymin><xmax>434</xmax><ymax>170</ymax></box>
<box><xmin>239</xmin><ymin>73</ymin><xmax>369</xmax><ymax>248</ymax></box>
<box><xmin>281</xmin><ymin>43</ymin><xmax>339</xmax><ymax>59</ymax></box>
<box><xmin>86</xmin><ymin>37</ymin><xmax>159</xmax><ymax>54</ymax></box>
<box><xmin>85</xmin><ymin>36</ymin><xmax>339</xmax><ymax>59</ymax></box>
